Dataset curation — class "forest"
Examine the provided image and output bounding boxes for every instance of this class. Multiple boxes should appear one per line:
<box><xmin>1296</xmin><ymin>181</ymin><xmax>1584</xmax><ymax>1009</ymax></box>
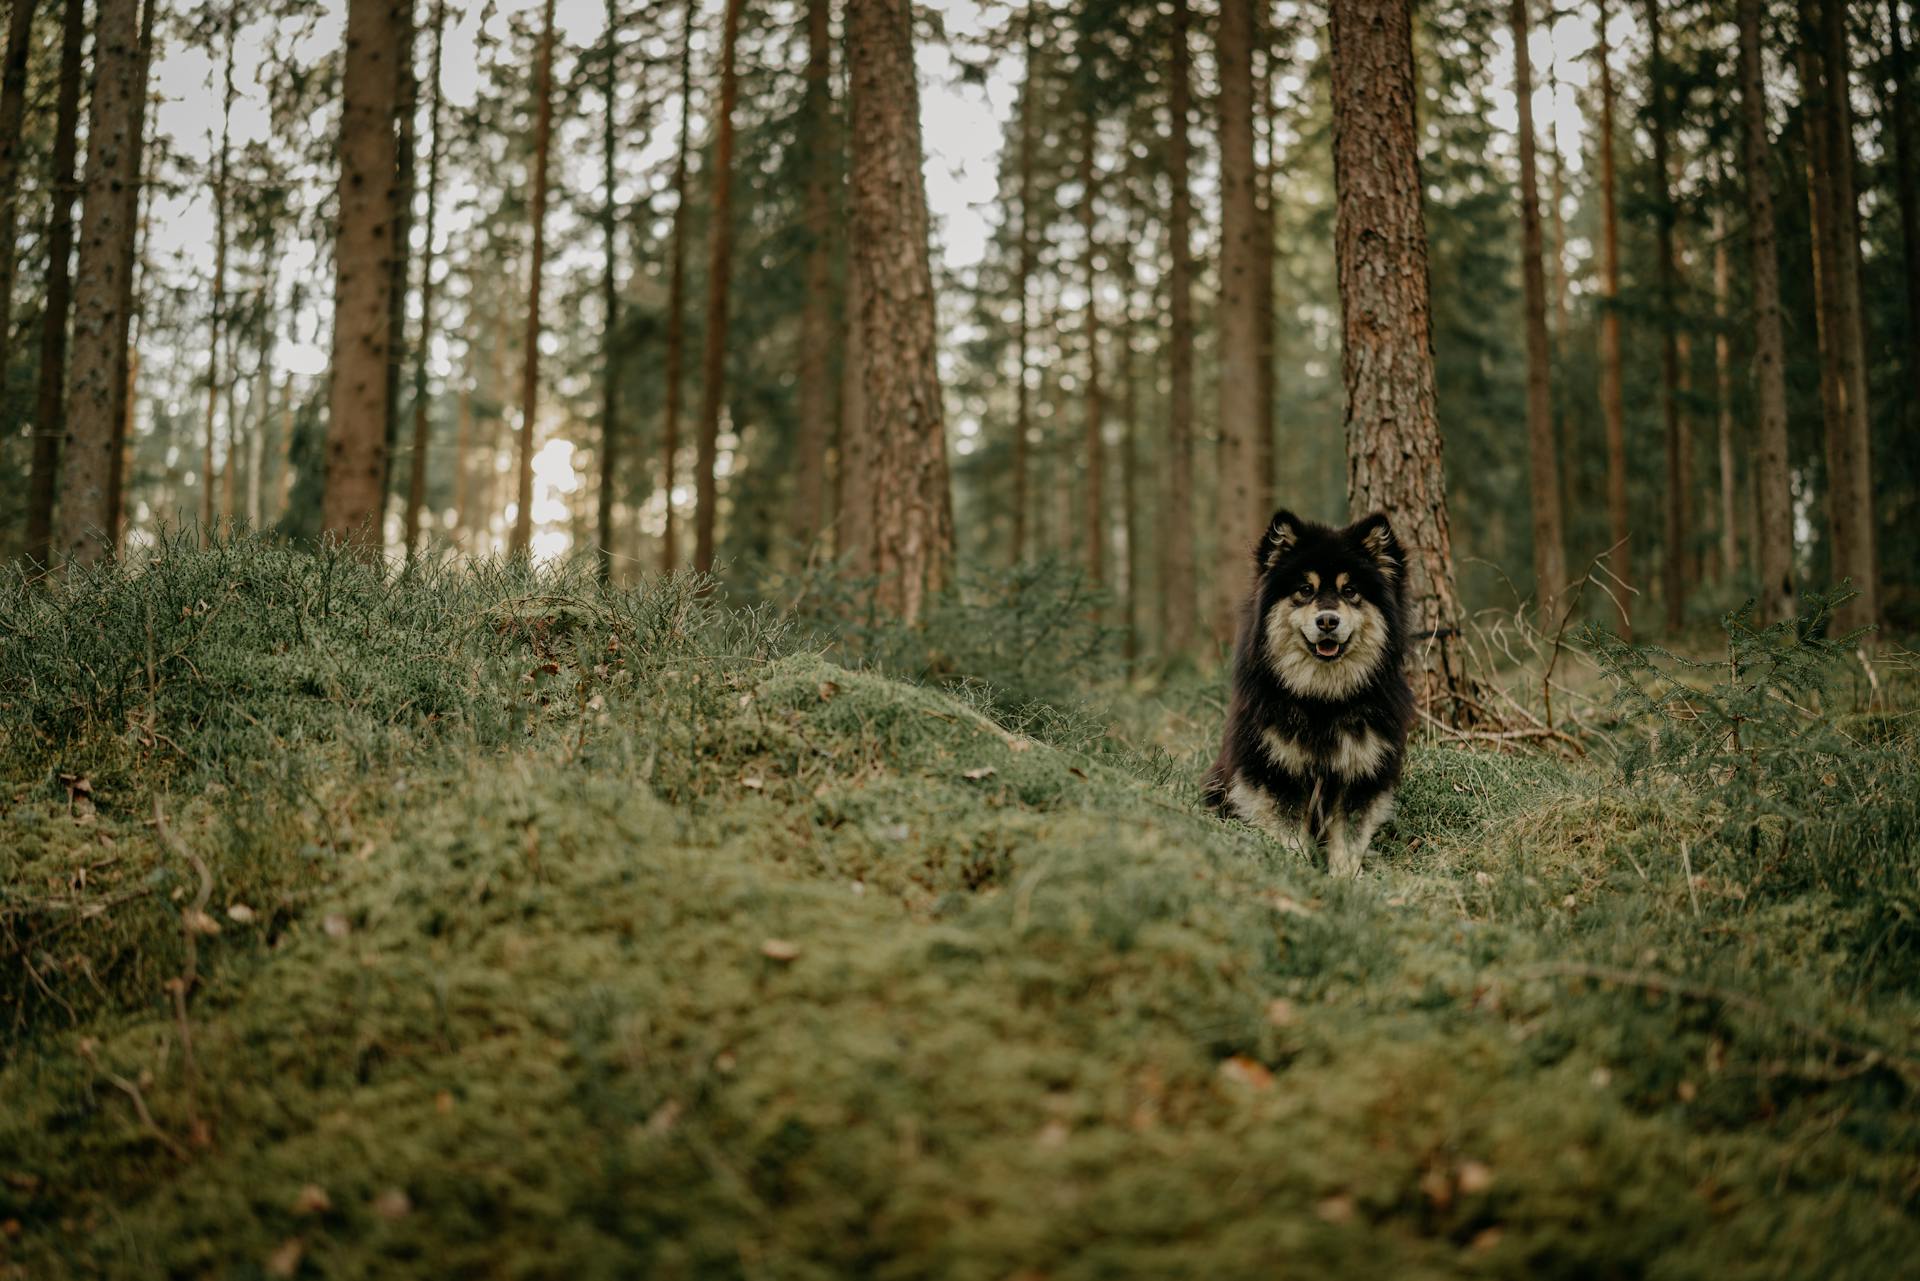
<box><xmin>2</xmin><ymin>0</ymin><xmax>1918</xmax><ymax>1276</ymax></box>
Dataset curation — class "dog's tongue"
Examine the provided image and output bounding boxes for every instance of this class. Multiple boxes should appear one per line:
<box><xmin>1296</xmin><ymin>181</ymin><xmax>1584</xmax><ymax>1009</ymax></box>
<box><xmin>1315</xmin><ymin>638</ymin><xmax>1341</xmax><ymax>658</ymax></box>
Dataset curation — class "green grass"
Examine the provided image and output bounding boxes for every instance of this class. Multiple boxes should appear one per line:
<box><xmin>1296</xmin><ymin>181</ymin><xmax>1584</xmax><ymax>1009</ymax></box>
<box><xmin>3</xmin><ymin>539</ymin><xmax>1917</xmax><ymax>1278</ymax></box>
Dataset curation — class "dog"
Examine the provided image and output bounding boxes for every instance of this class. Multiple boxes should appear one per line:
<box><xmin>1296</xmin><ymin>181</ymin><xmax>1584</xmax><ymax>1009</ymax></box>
<box><xmin>1204</xmin><ymin>509</ymin><xmax>1413</xmax><ymax>876</ymax></box>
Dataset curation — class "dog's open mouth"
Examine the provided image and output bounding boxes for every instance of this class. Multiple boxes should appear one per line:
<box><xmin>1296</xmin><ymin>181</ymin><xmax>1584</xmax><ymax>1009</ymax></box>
<box><xmin>1312</xmin><ymin>637</ymin><xmax>1346</xmax><ymax>661</ymax></box>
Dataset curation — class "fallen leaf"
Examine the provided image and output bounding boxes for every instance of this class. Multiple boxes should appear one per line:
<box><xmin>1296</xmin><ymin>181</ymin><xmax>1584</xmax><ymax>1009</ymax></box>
<box><xmin>322</xmin><ymin>914</ymin><xmax>351</xmax><ymax>939</ymax></box>
<box><xmin>1590</xmin><ymin>1066</ymin><xmax>1613</xmax><ymax>1089</ymax></box>
<box><xmin>1456</xmin><ymin>1161</ymin><xmax>1494</xmax><ymax>1194</ymax></box>
<box><xmin>1217</xmin><ymin>1055</ymin><xmax>1274</xmax><ymax>1091</ymax></box>
<box><xmin>182</xmin><ymin>909</ymin><xmax>222</xmax><ymax>936</ymax></box>
<box><xmin>1676</xmin><ymin>1080</ymin><xmax>1697</xmax><ymax>1103</ymax></box>
<box><xmin>645</xmin><ymin>1100</ymin><xmax>682</xmax><ymax>1136</ymax></box>
<box><xmin>266</xmin><ymin>1238</ymin><xmax>304</xmax><ymax>1278</ymax></box>
<box><xmin>962</xmin><ymin>766</ymin><xmax>997</xmax><ymax>781</ymax></box>
<box><xmin>1067</xmin><ymin>767</ymin><xmax>1088</xmax><ymax>781</ymax></box>
<box><xmin>1264</xmin><ymin>998</ymin><xmax>1298</xmax><ymax>1028</ymax></box>
<box><xmin>1473</xmin><ymin>871</ymin><xmax>1494</xmax><ymax>887</ymax></box>
<box><xmin>760</xmin><ymin>938</ymin><xmax>801</xmax><ymax>962</ymax></box>
<box><xmin>1314</xmin><ymin>1194</ymin><xmax>1355</xmax><ymax>1224</ymax></box>
<box><xmin>435</xmin><ymin>1090</ymin><xmax>455</xmax><ymax>1114</ymax></box>
<box><xmin>292</xmin><ymin>1184</ymin><xmax>331</xmax><ymax>1215</ymax></box>
<box><xmin>1035</xmin><ymin>1119</ymin><xmax>1070</xmax><ymax>1149</ymax></box>
<box><xmin>1</xmin><ymin>1219</ymin><xmax>20</xmax><ymax>1240</ymax></box>
<box><xmin>1260</xmin><ymin>892</ymin><xmax>1318</xmax><ymax>918</ymax></box>
<box><xmin>817</xmin><ymin>681</ymin><xmax>840</xmax><ymax>701</ymax></box>
<box><xmin>1420</xmin><ymin>1168</ymin><xmax>1453</xmax><ymax>1210</ymax></box>
<box><xmin>372</xmin><ymin>1188</ymin><xmax>411</xmax><ymax>1220</ymax></box>
<box><xmin>741</xmin><ymin>775</ymin><xmax>765</xmax><ymax>791</ymax></box>
<box><xmin>1469</xmin><ymin>1227</ymin><xmax>1504</xmax><ymax>1252</ymax></box>
<box><xmin>226</xmin><ymin>903</ymin><xmax>257</xmax><ymax>924</ymax></box>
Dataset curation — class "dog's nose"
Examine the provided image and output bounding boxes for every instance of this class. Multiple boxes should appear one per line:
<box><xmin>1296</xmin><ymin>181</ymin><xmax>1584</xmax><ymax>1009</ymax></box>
<box><xmin>1315</xmin><ymin>611</ymin><xmax>1341</xmax><ymax>634</ymax></box>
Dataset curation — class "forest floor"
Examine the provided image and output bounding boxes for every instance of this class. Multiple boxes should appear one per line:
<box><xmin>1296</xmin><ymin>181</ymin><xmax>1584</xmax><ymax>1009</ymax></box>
<box><xmin>2</xmin><ymin>539</ymin><xmax>1918</xmax><ymax>1279</ymax></box>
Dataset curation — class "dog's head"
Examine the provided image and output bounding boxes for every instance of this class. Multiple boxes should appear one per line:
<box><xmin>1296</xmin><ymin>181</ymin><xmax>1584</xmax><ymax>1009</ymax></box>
<box><xmin>1251</xmin><ymin>510</ymin><xmax>1405</xmax><ymax>700</ymax></box>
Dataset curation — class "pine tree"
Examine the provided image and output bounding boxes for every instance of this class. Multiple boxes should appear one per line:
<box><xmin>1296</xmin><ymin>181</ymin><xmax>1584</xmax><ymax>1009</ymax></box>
<box><xmin>1078</xmin><ymin>94</ymin><xmax>1105</xmax><ymax>591</ymax></box>
<box><xmin>0</xmin><ymin>0</ymin><xmax>39</xmax><ymax>393</ymax></box>
<box><xmin>1163</xmin><ymin>0</ymin><xmax>1199</xmax><ymax>653</ymax></box>
<box><xmin>693</xmin><ymin>0</ymin><xmax>745</xmax><ymax>573</ymax></box>
<box><xmin>323</xmin><ymin>0</ymin><xmax>404</xmax><ymax>549</ymax></box>
<box><xmin>1216</xmin><ymin>0</ymin><xmax>1261</xmax><ymax>636</ymax></box>
<box><xmin>404</xmin><ymin>0</ymin><xmax>447</xmax><ymax>561</ymax></box>
<box><xmin>1644</xmin><ymin>0</ymin><xmax>1688</xmax><ymax>632</ymax></box>
<box><xmin>22</xmin><ymin>0</ymin><xmax>86</xmax><ymax>568</ymax></box>
<box><xmin>1328</xmin><ymin>0</ymin><xmax>1468</xmax><ymax>715</ymax></box>
<box><xmin>845</xmin><ymin>0</ymin><xmax>953</xmax><ymax>621</ymax></box>
<box><xmin>660</xmin><ymin>0</ymin><xmax>694</xmax><ymax>571</ymax></box>
<box><xmin>510</xmin><ymin>0</ymin><xmax>557</xmax><ymax>559</ymax></box>
<box><xmin>1595</xmin><ymin>0</ymin><xmax>1632</xmax><ymax>634</ymax></box>
<box><xmin>792</xmin><ymin>0</ymin><xmax>837</xmax><ymax>551</ymax></box>
<box><xmin>594</xmin><ymin>0</ymin><xmax>623</xmax><ymax>582</ymax></box>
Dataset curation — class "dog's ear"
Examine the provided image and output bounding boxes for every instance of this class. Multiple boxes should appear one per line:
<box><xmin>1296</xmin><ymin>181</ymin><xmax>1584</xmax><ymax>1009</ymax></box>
<box><xmin>1347</xmin><ymin>512</ymin><xmax>1402</xmax><ymax>582</ymax></box>
<box><xmin>1255</xmin><ymin>510</ymin><xmax>1302</xmax><ymax>571</ymax></box>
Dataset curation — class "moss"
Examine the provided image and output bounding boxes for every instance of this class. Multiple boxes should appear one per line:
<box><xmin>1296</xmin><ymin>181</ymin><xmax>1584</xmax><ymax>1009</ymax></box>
<box><xmin>2</xmin><ymin>541</ymin><xmax>1917</xmax><ymax>1278</ymax></box>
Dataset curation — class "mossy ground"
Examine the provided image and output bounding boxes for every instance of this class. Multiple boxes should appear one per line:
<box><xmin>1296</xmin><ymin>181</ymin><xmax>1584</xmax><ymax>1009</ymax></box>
<box><xmin>3</xmin><ymin>540</ymin><xmax>1917</xmax><ymax>1278</ymax></box>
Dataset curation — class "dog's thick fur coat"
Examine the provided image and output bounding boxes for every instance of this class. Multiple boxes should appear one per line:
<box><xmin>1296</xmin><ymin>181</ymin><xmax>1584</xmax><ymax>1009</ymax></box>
<box><xmin>1204</xmin><ymin>510</ymin><xmax>1413</xmax><ymax>876</ymax></box>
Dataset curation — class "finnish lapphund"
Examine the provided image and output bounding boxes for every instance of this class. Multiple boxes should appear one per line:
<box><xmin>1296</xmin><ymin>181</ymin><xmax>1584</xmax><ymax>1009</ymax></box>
<box><xmin>1204</xmin><ymin>509</ymin><xmax>1413</xmax><ymax>876</ymax></box>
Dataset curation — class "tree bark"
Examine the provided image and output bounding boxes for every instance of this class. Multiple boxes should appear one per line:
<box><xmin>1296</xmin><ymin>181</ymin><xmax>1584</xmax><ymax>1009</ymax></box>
<box><xmin>1078</xmin><ymin>105</ymin><xmax>1106</xmax><ymax>591</ymax></box>
<box><xmin>510</xmin><ymin>0</ymin><xmax>557</xmax><ymax>559</ymax></box>
<box><xmin>1594</xmin><ymin>2</ymin><xmax>1631</xmax><ymax>635</ymax></box>
<box><xmin>660</xmin><ymin>0</ymin><xmax>694</xmax><ymax>571</ymax></box>
<box><xmin>383</xmin><ymin>0</ymin><xmax>417</xmax><ymax>511</ymax></box>
<box><xmin>23</xmin><ymin>0</ymin><xmax>86</xmax><ymax>568</ymax></box>
<box><xmin>322</xmin><ymin>0</ymin><xmax>403</xmax><ymax>550</ymax></box>
<box><xmin>1010</xmin><ymin>4</ymin><xmax>1037</xmax><ymax>564</ymax></box>
<box><xmin>1328</xmin><ymin>0</ymin><xmax>1469</xmax><ymax>716</ymax></box>
<box><xmin>836</xmin><ymin>258</ymin><xmax>871</xmax><ymax>571</ymax></box>
<box><xmin>844</xmin><ymin>0</ymin><xmax>953</xmax><ymax>622</ymax></box>
<box><xmin>53</xmin><ymin>0</ymin><xmax>150</xmax><ymax>566</ymax></box>
<box><xmin>595</xmin><ymin>0</ymin><xmax>623</xmax><ymax>581</ymax></box>
<box><xmin>792</xmin><ymin>0</ymin><xmax>836</xmax><ymax>552</ymax></box>
<box><xmin>1712</xmin><ymin>201</ymin><xmax>1738</xmax><ymax>585</ymax></box>
<box><xmin>1799</xmin><ymin>0</ymin><xmax>1879</xmax><ymax>632</ymax></box>
<box><xmin>1256</xmin><ymin>24</ymin><xmax>1277</xmax><ymax>516</ymax></box>
<box><xmin>203</xmin><ymin>7</ymin><xmax>237</xmax><ymax>538</ymax></box>
<box><xmin>1162</xmin><ymin>0</ymin><xmax>1199</xmax><ymax>653</ymax></box>
<box><xmin>1737</xmin><ymin>0</ymin><xmax>1793</xmax><ymax>623</ymax></box>
<box><xmin>1889</xmin><ymin>0</ymin><xmax>1920</xmax><ymax>418</ymax></box>
<box><xmin>404</xmin><ymin>0</ymin><xmax>445</xmax><ymax>561</ymax></box>
<box><xmin>1511</xmin><ymin>0</ymin><xmax>1567</xmax><ymax>625</ymax></box>
<box><xmin>1645</xmin><ymin>0</ymin><xmax>1687</xmax><ymax>632</ymax></box>
<box><xmin>693</xmin><ymin>0</ymin><xmax>744</xmax><ymax>573</ymax></box>
<box><xmin>0</xmin><ymin>0</ymin><xmax>40</xmax><ymax>391</ymax></box>
<box><xmin>1215</xmin><ymin>0</ymin><xmax>1260</xmax><ymax>640</ymax></box>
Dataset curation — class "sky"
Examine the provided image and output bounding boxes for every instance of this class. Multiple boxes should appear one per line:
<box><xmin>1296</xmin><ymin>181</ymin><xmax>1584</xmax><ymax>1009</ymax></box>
<box><xmin>130</xmin><ymin>0</ymin><xmax>1609</xmax><ymax>554</ymax></box>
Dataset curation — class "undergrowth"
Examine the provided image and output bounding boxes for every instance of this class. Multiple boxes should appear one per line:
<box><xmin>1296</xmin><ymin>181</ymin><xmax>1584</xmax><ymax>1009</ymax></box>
<box><xmin>1</xmin><ymin>539</ymin><xmax>1916</xmax><ymax>1279</ymax></box>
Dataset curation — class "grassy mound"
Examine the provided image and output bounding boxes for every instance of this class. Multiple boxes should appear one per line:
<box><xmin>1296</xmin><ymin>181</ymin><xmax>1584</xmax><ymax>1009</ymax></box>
<box><xmin>2</xmin><ymin>541</ymin><xmax>1917</xmax><ymax>1278</ymax></box>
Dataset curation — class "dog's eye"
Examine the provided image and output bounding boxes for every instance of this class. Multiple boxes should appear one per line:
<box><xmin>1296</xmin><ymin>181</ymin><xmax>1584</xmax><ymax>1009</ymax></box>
<box><xmin>1292</xmin><ymin>585</ymin><xmax>1313</xmax><ymax>602</ymax></box>
<box><xmin>1340</xmin><ymin>584</ymin><xmax>1360</xmax><ymax>602</ymax></box>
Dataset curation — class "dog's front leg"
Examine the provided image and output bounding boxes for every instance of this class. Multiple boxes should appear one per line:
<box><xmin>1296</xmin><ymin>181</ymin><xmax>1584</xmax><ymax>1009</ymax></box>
<box><xmin>1327</xmin><ymin>791</ymin><xmax>1395</xmax><ymax>878</ymax></box>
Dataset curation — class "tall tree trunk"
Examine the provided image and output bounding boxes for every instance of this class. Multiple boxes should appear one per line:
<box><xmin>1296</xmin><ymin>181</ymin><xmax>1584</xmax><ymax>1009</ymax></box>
<box><xmin>23</xmin><ymin>0</ymin><xmax>86</xmax><ymax>568</ymax></box>
<box><xmin>1595</xmin><ymin>2</ymin><xmax>1631</xmax><ymax>634</ymax></box>
<box><xmin>596</xmin><ymin>0</ymin><xmax>622</xmax><ymax>582</ymax></box>
<box><xmin>1712</xmin><ymin>201</ymin><xmax>1738</xmax><ymax>584</ymax></box>
<box><xmin>1511</xmin><ymin>0</ymin><xmax>1567</xmax><ymax>625</ymax></box>
<box><xmin>1078</xmin><ymin>106</ymin><xmax>1106</xmax><ymax>591</ymax></box>
<box><xmin>1256</xmin><ymin>25</ymin><xmax>1277</xmax><ymax>514</ymax></box>
<box><xmin>1889</xmin><ymin>0</ymin><xmax>1920</xmax><ymax>416</ymax></box>
<box><xmin>792</xmin><ymin>0</ymin><xmax>836</xmax><ymax>552</ymax></box>
<box><xmin>203</xmin><ymin>7</ymin><xmax>236</xmax><ymax>538</ymax></box>
<box><xmin>836</xmin><ymin>259</ymin><xmax>871</xmax><ymax>571</ymax></box>
<box><xmin>1799</xmin><ymin>0</ymin><xmax>1879</xmax><ymax>632</ymax></box>
<box><xmin>510</xmin><ymin>0</ymin><xmax>557</xmax><ymax>559</ymax></box>
<box><xmin>1645</xmin><ymin>0</ymin><xmax>1687</xmax><ymax>632</ymax></box>
<box><xmin>1215</xmin><ymin>0</ymin><xmax>1260</xmax><ymax>640</ymax></box>
<box><xmin>383</xmin><ymin>0</ymin><xmax>417</xmax><ymax>512</ymax></box>
<box><xmin>845</xmin><ymin>0</ymin><xmax>953</xmax><ymax>621</ymax></box>
<box><xmin>1120</xmin><ymin>197</ymin><xmax>1143</xmax><ymax>665</ymax></box>
<box><xmin>404</xmin><ymin>0</ymin><xmax>446</xmax><ymax>561</ymax></box>
<box><xmin>1739</xmin><ymin>1</ymin><xmax>1794</xmax><ymax>625</ymax></box>
<box><xmin>248</xmin><ymin>244</ymin><xmax>276</xmax><ymax>530</ymax></box>
<box><xmin>1011</xmin><ymin>4</ymin><xmax>1037</xmax><ymax>564</ymax></box>
<box><xmin>0</xmin><ymin>0</ymin><xmax>40</xmax><ymax>390</ymax></box>
<box><xmin>693</xmin><ymin>0</ymin><xmax>744</xmax><ymax>573</ymax></box>
<box><xmin>322</xmin><ymin>0</ymin><xmax>404</xmax><ymax>549</ymax></box>
<box><xmin>54</xmin><ymin>0</ymin><xmax>150</xmax><ymax>565</ymax></box>
<box><xmin>1163</xmin><ymin>0</ymin><xmax>1199</xmax><ymax>653</ymax></box>
<box><xmin>450</xmin><ymin>349</ymin><xmax>472</xmax><ymax>542</ymax></box>
<box><xmin>660</xmin><ymin>0</ymin><xmax>694</xmax><ymax>571</ymax></box>
<box><xmin>1328</xmin><ymin>0</ymin><xmax>1469</xmax><ymax>716</ymax></box>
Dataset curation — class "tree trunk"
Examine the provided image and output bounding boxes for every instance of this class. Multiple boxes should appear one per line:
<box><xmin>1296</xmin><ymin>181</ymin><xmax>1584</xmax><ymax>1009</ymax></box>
<box><xmin>203</xmin><ymin>7</ymin><xmax>236</xmax><ymax>538</ymax></box>
<box><xmin>53</xmin><ymin>0</ymin><xmax>150</xmax><ymax>566</ymax></box>
<box><xmin>836</xmin><ymin>260</ymin><xmax>871</xmax><ymax>571</ymax></box>
<box><xmin>104</xmin><ymin>0</ymin><xmax>155</xmax><ymax>553</ymax></box>
<box><xmin>1510</xmin><ymin>0</ymin><xmax>1567</xmax><ymax>626</ymax></box>
<box><xmin>322</xmin><ymin>0</ymin><xmax>404</xmax><ymax>550</ymax></box>
<box><xmin>1078</xmin><ymin>105</ymin><xmax>1105</xmax><ymax>591</ymax></box>
<box><xmin>1163</xmin><ymin>0</ymin><xmax>1199</xmax><ymax>653</ymax></box>
<box><xmin>1644</xmin><ymin>0</ymin><xmax>1687</xmax><ymax>632</ymax></box>
<box><xmin>1215</xmin><ymin>0</ymin><xmax>1260</xmax><ymax>640</ymax></box>
<box><xmin>1595</xmin><ymin>2</ymin><xmax>1632</xmax><ymax>634</ymax></box>
<box><xmin>1799</xmin><ymin>0</ymin><xmax>1879</xmax><ymax>632</ymax></box>
<box><xmin>1712</xmin><ymin>201</ymin><xmax>1738</xmax><ymax>584</ymax></box>
<box><xmin>693</xmin><ymin>0</ymin><xmax>744</xmax><ymax>573</ymax></box>
<box><xmin>845</xmin><ymin>0</ymin><xmax>953</xmax><ymax>622</ymax></box>
<box><xmin>1120</xmin><ymin>198</ymin><xmax>1143</xmax><ymax>665</ymax></box>
<box><xmin>1328</xmin><ymin>0</ymin><xmax>1469</xmax><ymax>716</ymax></box>
<box><xmin>383</xmin><ymin>0</ymin><xmax>417</xmax><ymax>512</ymax></box>
<box><xmin>595</xmin><ymin>0</ymin><xmax>622</xmax><ymax>582</ymax></box>
<box><xmin>1011</xmin><ymin>5</ymin><xmax>1037</xmax><ymax>564</ymax></box>
<box><xmin>792</xmin><ymin>0</ymin><xmax>836</xmax><ymax>552</ymax></box>
<box><xmin>660</xmin><ymin>0</ymin><xmax>694</xmax><ymax>571</ymax></box>
<box><xmin>23</xmin><ymin>0</ymin><xmax>86</xmax><ymax>569</ymax></box>
<box><xmin>1889</xmin><ymin>0</ymin><xmax>1920</xmax><ymax>418</ymax></box>
<box><xmin>404</xmin><ymin>0</ymin><xmax>446</xmax><ymax>561</ymax></box>
<box><xmin>1743</xmin><ymin>0</ymin><xmax>1797</xmax><ymax>626</ymax></box>
<box><xmin>510</xmin><ymin>0</ymin><xmax>557</xmax><ymax>559</ymax></box>
<box><xmin>1256</xmin><ymin>27</ymin><xmax>1277</xmax><ymax>515</ymax></box>
<box><xmin>0</xmin><ymin>0</ymin><xmax>41</xmax><ymax>392</ymax></box>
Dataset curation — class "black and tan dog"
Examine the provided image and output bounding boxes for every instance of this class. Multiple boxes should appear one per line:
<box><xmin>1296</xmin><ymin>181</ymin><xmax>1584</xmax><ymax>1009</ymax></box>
<box><xmin>1204</xmin><ymin>509</ymin><xmax>1413</xmax><ymax>876</ymax></box>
